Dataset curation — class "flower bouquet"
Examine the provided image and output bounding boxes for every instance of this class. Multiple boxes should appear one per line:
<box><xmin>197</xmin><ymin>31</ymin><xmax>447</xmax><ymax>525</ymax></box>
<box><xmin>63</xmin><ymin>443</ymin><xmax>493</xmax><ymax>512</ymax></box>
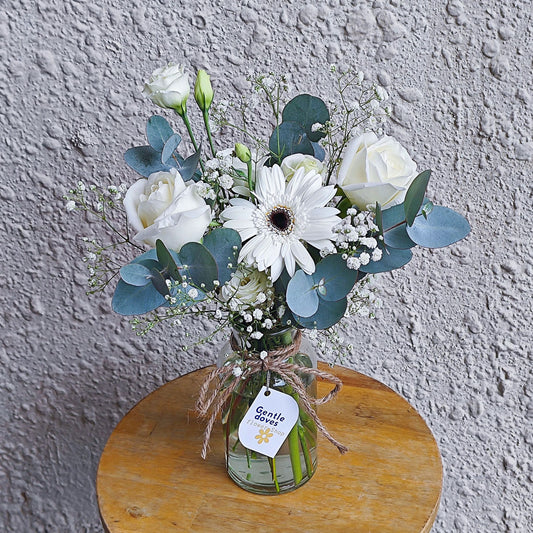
<box><xmin>67</xmin><ymin>64</ymin><xmax>470</xmax><ymax>495</ymax></box>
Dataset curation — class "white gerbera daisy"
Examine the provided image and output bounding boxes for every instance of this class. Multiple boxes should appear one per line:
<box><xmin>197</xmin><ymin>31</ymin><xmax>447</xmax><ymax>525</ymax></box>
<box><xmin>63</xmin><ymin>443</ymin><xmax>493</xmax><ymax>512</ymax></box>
<box><xmin>221</xmin><ymin>165</ymin><xmax>340</xmax><ymax>281</ymax></box>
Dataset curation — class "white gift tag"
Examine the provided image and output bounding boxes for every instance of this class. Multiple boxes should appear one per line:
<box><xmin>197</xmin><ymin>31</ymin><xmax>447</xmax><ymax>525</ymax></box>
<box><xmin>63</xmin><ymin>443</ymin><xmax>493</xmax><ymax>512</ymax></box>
<box><xmin>238</xmin><ymin>386</ymin><xmax>299</xmax><ymax>458</ymax></box>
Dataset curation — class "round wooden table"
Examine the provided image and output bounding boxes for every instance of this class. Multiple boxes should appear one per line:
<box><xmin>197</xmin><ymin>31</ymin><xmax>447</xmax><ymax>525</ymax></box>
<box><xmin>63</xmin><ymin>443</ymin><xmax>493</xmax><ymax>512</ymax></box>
<box><xmin>97</xmin><ymin>364</ymin><xmax>442</xmax><ymax>532</ymax></box>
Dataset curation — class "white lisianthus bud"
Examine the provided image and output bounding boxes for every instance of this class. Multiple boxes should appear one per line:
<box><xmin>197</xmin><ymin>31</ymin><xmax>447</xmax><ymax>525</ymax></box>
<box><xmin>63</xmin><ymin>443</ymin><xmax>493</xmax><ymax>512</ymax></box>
<box><xmin>143</xmin><ymin>63</ymin><xmax>190</xmax><ymax>116</ymax></box>
<box><xmin>194</xmin><ymin>69</ymin><xmax>214</xmax><ymax>112</ymax></box>
<box><xmin>235</xmin><ymin>143</ymin><xmax>252</xmax><ymax>163</ymax></box>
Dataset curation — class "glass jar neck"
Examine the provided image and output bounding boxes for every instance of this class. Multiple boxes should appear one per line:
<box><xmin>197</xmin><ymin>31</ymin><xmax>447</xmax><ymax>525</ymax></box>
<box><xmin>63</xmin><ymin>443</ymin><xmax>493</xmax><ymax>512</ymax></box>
<box><xmin>231</xmin><ymin>327</ymin><xmax>299</xmax><ymax>355</ymax></box>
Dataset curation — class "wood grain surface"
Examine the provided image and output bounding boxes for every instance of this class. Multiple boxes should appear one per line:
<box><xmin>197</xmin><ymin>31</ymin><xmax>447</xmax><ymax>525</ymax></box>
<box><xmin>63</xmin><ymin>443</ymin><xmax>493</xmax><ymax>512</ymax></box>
<box><xmin>97</xmin><ymin>363</ymin><xmax>442</xmax><ymax>532</ymax></box>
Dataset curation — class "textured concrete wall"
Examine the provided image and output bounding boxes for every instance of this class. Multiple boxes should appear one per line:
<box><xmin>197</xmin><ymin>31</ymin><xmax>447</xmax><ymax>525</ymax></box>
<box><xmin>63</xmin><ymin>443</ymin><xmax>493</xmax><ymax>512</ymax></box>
<box><xmin>1</xmin><ymin>0</ymin><xmax>531</xmax><ymax>531</ymax></box>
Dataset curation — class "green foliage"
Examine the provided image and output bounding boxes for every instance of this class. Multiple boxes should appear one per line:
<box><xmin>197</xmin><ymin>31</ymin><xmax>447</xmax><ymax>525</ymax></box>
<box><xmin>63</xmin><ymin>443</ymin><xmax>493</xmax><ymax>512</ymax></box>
<box><xmin>286</xmin><ymin>270</ymin><xmax>319</xmax><ymax>318</ymax></box>
<box><xmin>124</xmin><ymin>115</ymin><xmax>199</xmax><ymax>180</ymax></box>
<box><xmin>146</xmin><ymin>115</ymin><xmax>174</xmax><ymax>151</ymax></box>
<box><xmin>149</xmin><ymin>267</ymin><xmax>170</xmax><ymax>296</ymax></box>
<box><xmin>383</xmin><ymin>224</ymin><xmax>416</xmax><ymax>249</ymax></box>
<box><xmin>281</xmin><ymin>94</ymin><xmax>330</xmax><ymax>142</ymax></box>
<box><xmin>124</xmin><ymin>145</ymin><xmax>171</xmax><ymax>177</ymax></box>
<box><xmin>360</xmin><ymin>245</ymin><xmax>413</xmax><ymax>273</ymax></box>
<box><xmin>422</xmin><ymin>200</ymin><xmax>434</xmax><ymax>219</ymax></box>
<box><xmin>406</xmin><ymin>206</ymin><xmax>471</xmax><ymax>248</ymax></box>
<box><xmin>286</xmin><ymin>254</ymin><xmax>358</xmax><ymax>326</ymax></box>
<box><xmin>336</xmin><ymin>196</ymin><xmax>352</xmax><ymax>218</ymax></box>
<box><xmin>268</xmin><ymin>122</ymin><xmax>314</xmax><ymax>165</ymax></box>
<box><xmin>156</xmin><ymin>239</ymin><xmax>182</xmax><ymax>280</ymax></box>
<box><xmin>179</xmin><ymin>242</ymin><xmax>218</xmax><ymax>292</ymax></box>
<box><xmin>314</xmin><ymin>254</ymin><xmax>359</xmax><ymax>302</ymax></box>
<box><xmin>268</xmin><ymin>94</ymin><xmax>330</xmax><ymax>165</ymax></box>
<box><xmin>375</xmin><ymin>202</ymin><xmax>383</xmax><ymax>236</ymax></box>
<box><xmin>404</xmin><ymin>170</ymin><xmax>431</xmax><ymax>226</ymax></box>
<box><xmin>202</xmin><ymin>228</ymin><xmax>242</xmax><ymax>285</ymax></box>
<box><xmin>179</xmin><ymin>146</ymin><xmax>203</xmax><ymax>181</ymax></box>
<box><xmin>112</xmin><ymin>279</ymin><xmax>168</xmax><ymax>316</ymax></box>
<box><xmin>293</xmin><ymin>298</ymin><xmax>347</xmax><ymax>330</ymax></box>
<box><xmin>119</xmin><ymin>263</ymin><xmax>152</xmax><ymax>286</ymax></box>
<box><xmin>161</xmin><ymin>133</ymin><xmax>181</xmax><ymax>164</ymax></box>
<box><xmin>311</xmin><ymin>141</ymin><xmax>325</xmax><ymax>162</ymax></box>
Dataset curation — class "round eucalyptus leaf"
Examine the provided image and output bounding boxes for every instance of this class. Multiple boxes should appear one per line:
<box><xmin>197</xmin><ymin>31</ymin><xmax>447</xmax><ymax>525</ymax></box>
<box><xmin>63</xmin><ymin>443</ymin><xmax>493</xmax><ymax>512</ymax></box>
<box><xmin>382</xmin><ymin>203</ymin><xmax>406</xmax><ymax>230</ymax></box>
<box><xmin>178</xmin><ymin>242</ymin><xmax>218</xmax><ymax>291</ymax></box>
<box><xmin>406</xmin><ymin>205</ymin><xmax>470</xmax><ymax>248</ymax></box>
<box><xmin>202</xmin><ymin>228</ymin><xmax>242</xmax><ymax>285</ymax></box>
<box><xmin>286</xmin><ymin>270</ymin><xmax>320</xmax><ymax>318</ymax></box>
<box><xmin>312</xmin><ymin>141</ymin><xmax>326</xmax><ymax>162</ymax></box>
<box><xmin>119</xmin><ymin>263</ymin><xmax>152</xmax><ymax>286</ymax></box>
<box><xmin>360</xmin><ymin>246</ymin><xmax>413</xmax><ymax>273</ymax></box>
<box><xmin>294</xmin><ymin>297</ymin><xmax>347</xmax><ymax>330</ymax></box>
<box><xmin>178</xmin><ymin>146</ymin><xmax>202</xmax><ymax>181</ymax></box>
<box><xmin>282</xmin><ymin>94</ymin><xmax>330</xmax><ymax>142</ymax></box>
<box><xmin>383</xmin><ymin>224</ymin><xmax>416</xmax><ymax>249</ymax></box>
<box><xmin>136</xmin><ymin>259</ymin><xmax>163</xmax><ymax>271</ymax></box>
<box><xmin>131</xmin><ymin>249</ymin><xmax>158</xmax><ymax>263</ymax></box>
<box><xmin>124</xmin><ymin>146</ymin><xmax>170</xmax><ymax>177</ymax></box>
<box><xmin>150</xmin><ymin>267</ymin><xmax>170</xmax><ymax>296</ymax></box>
<box><xmin>171</xmin><ymin>285</ymin><xmax>206</xmax><ymax>308</ymax></box>
<box><xmin>273</xmin><ymin>268</ymin><xmax>292</xmax><ymax>295</ymax></box>
<box><xmin>313</xmin><ymin>253</ymin><xmax>358</xmax><ymax>302</ymax></box>
<box><xmin>112</xmin><ymin>279</ymin><xmax>167</xmax><ymax>316</ymax></box>
<box><xmin>269</xmin><ymin>122</ymin><xmax>314</xmax><ymax>164</ymax></box>
<box><xmin>161</xmin><ymin>133</ymin><xmax>181</xmax><ymax>164</ymax></box>
<box><xmin>146</xmin><ymin>115</ymin><xmax>174</xmax><ymax>151</ymax></box>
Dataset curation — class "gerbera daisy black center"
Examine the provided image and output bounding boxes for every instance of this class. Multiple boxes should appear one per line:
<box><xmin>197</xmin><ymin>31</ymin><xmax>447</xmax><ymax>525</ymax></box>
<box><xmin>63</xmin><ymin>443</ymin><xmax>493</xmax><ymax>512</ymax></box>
<box><xmin>268</xmin><ymin>206</ymin><xmax>295</xmax><ymax>234</ymax></box>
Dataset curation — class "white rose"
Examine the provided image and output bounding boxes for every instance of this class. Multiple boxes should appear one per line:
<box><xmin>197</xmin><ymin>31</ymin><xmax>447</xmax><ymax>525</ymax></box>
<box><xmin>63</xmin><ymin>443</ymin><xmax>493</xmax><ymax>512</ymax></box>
<box><xmin>142</xmin><ymin>63</ymin><xmax>190</xmax><ymax>113</ymax></box>
<box><xmin>124</xmin><ymin>168</ymin><xmax>212</xmax><ymax>251</ymax></box>
<box><xmin>337</xmin><ymin>132</ymin><xmax>418</xmax><ymax>210</ymax></box>
<box><xmin>221</xmin><ymin>267</ymin><xmax>269</xmax><ymax>308</ymax></box>
<box><xmin>281</xmin><ymin>153</ymin><xmax>325</xmax><ymax>182</ymax></box>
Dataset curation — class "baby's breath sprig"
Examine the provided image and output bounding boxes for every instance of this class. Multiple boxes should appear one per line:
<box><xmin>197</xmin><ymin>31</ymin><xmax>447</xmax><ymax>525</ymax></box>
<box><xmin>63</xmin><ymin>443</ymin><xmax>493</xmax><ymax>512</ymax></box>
<box><xmin>249</xmin><ymin>72</ymin><xmax>291</xmax><ymax>125</ymax></box>
<box><xmin>311</xmin><ymin>275</ymin><xmax>380</xmax><ymax>364</ymax></box>
<box><xmin>64</xmin><ymin>181</ymin><xmax>143</xmax><ymax>294</ymax></box>
<box><xmin>323</xmin><ymin>67</ymin><xmax>390</xmax><ymax>184</ymax></box>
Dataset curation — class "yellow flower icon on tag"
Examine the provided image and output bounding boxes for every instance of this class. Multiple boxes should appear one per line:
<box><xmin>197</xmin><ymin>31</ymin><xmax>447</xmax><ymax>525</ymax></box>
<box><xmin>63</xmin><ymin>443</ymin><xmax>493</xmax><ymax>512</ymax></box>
<box><xmin>254</xmin><ymin>428</ymin><xmax>274</xmax><ymax>444</ymax></box>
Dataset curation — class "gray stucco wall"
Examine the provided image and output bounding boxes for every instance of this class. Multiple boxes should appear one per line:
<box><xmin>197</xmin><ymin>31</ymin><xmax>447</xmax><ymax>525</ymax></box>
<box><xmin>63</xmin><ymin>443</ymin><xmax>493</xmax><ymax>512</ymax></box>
<box><xmin>1</xmin><ymin>0</ymin><xmax>531</xmax><ymax>531</ymax></box>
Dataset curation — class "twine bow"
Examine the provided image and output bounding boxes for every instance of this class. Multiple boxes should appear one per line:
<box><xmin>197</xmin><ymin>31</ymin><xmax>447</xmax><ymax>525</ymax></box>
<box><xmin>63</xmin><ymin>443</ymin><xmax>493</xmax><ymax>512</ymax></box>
<box><xmin>195</xmin><ymin>330</ymin><xmax>348</xmax><ymax>459</ymax></box>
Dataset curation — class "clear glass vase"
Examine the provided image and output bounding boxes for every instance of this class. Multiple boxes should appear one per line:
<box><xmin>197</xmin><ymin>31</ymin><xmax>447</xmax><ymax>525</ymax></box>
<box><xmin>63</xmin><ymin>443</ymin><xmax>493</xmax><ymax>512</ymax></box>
<box><xmin>218</xmin><ymin>327</ymin><xmax>318</xmax><ymax>495</ymax></box>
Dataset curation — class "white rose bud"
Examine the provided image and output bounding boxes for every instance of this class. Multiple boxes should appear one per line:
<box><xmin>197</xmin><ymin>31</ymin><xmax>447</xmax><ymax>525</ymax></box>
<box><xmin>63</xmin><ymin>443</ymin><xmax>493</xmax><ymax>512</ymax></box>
<box><xmin>337</xmin><ymin>132</ymin><xmax>418</xmax><ymax>210</ymax></box>
<box><xmin>123</xmin><ymin>168</ymin><xmax>212</xmax><ymax>251</ymax></box>
<box><xmin>143</xmin><ymin>63</ymin><xmax>190</xmax><ymax>116</ymax></box>
<box><xmin>281</xmin><ymin>153</ymin><xmax>325</xmax><ymax>182</ymax></box>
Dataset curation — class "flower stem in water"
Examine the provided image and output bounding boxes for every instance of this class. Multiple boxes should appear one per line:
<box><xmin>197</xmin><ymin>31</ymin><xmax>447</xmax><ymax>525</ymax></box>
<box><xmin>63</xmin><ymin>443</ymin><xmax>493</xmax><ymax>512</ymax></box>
<box><xmin>269</xmin><ymin>457</ymin><xmax>281</xmax><ymax>493</ymax></box>
<box><xmin>298</xmin><ymin>423</ymin><xmax>313</xmax><ymax>479</ymax></box>
<box><xmin>288</xmin><ymin>423</ymin><xmax>303</xmax><ymax>485</ymax></box>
